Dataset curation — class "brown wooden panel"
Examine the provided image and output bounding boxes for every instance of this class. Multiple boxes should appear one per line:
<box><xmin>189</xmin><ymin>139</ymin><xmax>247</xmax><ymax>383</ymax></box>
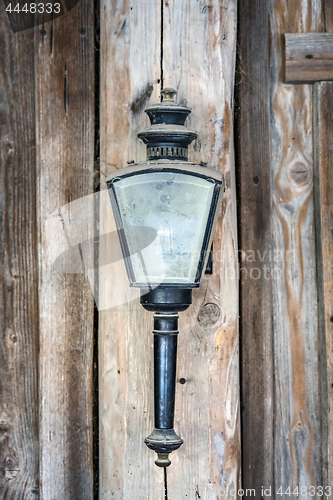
<box><xmin>99</xmin><ymin>0</ymin><xmax>239</xmax><ymax>497</ymax></box>
<box><xmin>323</xmin><ymin>0</ymin><xmax>333</xmax><ymax>32</ymax></box>
<box><xmin>35</xmin><ymin>2</ymin><xmax>95</xmax><ymax>498</ymax></box>
<box><xmin>98</xmin><ymin>1</ymin><xmax>161</xmax><ymax>497</ymax></box>
<box><xmin>270</xmin><ymin>0</ymin><xmax>323</xmax><ymax>495</ymax></box>
<box><xmin>237</xmin><ymin>0</ymin><xmax>274</xmax><ymax>497</ymax></box>
<box><xmin>313</xmin><ymin>81</ymin><xmax>333</xmax><ymax>495</ymax></box>
<box><xmin>0</xmin><ymin>5</ymin><xmax>39</xmax><ymax>498</ymax></box>
<box><xmin>285</xmin><ymin>33</ymin><xmax>333</xmax><ymax>82</ymax></box>
<box><xmin>162</xmin><ymin>0</ymin><xmax>240</xmax><ymax>498</ymax></box>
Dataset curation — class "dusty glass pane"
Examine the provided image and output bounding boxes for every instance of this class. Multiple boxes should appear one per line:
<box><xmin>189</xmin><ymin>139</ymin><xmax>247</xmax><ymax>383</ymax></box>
<box><xmin>113</xmin><ymin>171</ymin><xmax>214</xmax><ymax>285</ymax></box>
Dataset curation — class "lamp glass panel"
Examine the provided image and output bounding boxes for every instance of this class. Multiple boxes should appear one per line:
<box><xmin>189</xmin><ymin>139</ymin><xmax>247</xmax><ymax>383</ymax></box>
<box><xmin>112</xmin><ymin>171</ymin><xmax>216</xmax><ymax>286</ymax></box>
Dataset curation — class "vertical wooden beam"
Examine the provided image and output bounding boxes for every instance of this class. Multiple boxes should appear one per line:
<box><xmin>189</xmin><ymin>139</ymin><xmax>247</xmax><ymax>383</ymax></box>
<box><xmin>313</xmin><ymin>80</ymin><xmax>333</xmax><ymax>498</ymax></box>
<box><xmin>236</xmin><ymin>0</ymin><xmax>273</xmax><ymax>498</ymax></box>
<box><xmin>323</xmin><ymin>0</ymin><xmax>333</xmax><ymax>31</ymax></box>
<box><xmin>36</xmin><ymin>2</ymin><xmax>95</xmax><ymax>498</ymax></box>
<box><xmin>239</xmin><ymin>0</ymin><xmax>325</xmax><ymax>496</ymax></box>
<box><xmin>237</xmin><ymin>0</ymin><xmax>274</xmax><ymax>496</ymax></box>
<box><xmin>0</xmin><ymin>6</ymin><xmax>39</xmax><ymax>497</ymax></box>
<box><xmin>270</xmin><ymin>0</ymin><xmax>323</xmax><ymax>494</ymax></box>
<box><xmin>162</xmin><ymin>1</ymin><xmax>240</xmax><ymax>497</ymax></box>
<box><xmin>99</xmin><ymin>1</ymin><xmax>161</xmax><ymax>497</ymax></box>
<box><xmin>314</xmin><ymin>2</ymin><xmax>333</xmax><ymax>491</ymax></box>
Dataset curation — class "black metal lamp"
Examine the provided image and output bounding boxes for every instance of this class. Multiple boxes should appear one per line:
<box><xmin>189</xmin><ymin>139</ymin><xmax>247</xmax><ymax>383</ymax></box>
<box><xmin>106</xmin><ymin>88</ymin><xmax>224</xmax><ymax>468</ymax></box>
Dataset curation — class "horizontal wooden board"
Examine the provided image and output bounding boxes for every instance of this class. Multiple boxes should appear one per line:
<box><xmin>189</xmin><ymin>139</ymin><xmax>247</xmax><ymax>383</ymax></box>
<box><xmin>285</xmin><ymin>33</ymin><xmax>333</xmax><ymax>82</ymax></box>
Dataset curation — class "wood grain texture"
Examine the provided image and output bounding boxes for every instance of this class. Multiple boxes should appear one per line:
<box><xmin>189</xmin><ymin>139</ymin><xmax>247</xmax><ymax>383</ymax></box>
<box><xmin>285</xmin><ymin>33</ymin><xmax>333</xmax><ymax>82</ymax></box>
<box><xmin>270</xmin><ymin>0</ymin><xmax>323</xmax><ymax>495</ymax></box>
<box><xmin>313</xmin><ymin>81</ymin><xmax>333</xmax><ymax>495</ymax></box>
<box><xmin>323</xmin><ymin>0</ymin><xmax>333</xmax><ymax>32</ymax></box>
<box><xmin>162</xmin><ymin>1</ymin><xmax>240</xmax><ymax>498</ymax></box>
<box><xmin>99</xmin><ymin>1</ymin><xmax>161</xmax><ymax>498</ymax></box>
<box><xmin>237</xmin><ymin>0</ymin><xmax>274</xmax><ymax>496</ymax></box>
<box><xmin>99</xmin><ymin>0</ymin><xmax>239</xmax><ymax>498</ymax></box>
<box><xmin>0</xmin><ymin>5</ymin><xmax>39</xmax><ymax>498</ymax></box>
<box><xmin>36</xmin><ymin>2</ymin><xmax>95</xmax><ymax>498</ymax></box>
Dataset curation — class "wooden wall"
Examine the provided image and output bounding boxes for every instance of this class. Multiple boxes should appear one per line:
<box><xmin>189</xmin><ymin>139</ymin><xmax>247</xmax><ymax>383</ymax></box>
<box><xmin>0</xmin><ymin>0</ymin><xmax>333</xmax><ymax>499</ymax></box>
<box><xmin>0</xmin><ymin>7</ymin><xmax>39</xmax><ymax>498</ymax></box>
<box><xmin>238</xmin><ymin>0</ymin><xmax>333</xmax><ymax>498</ymax></box>
<box><xmin>1</xmin><ymin>1</ymin><xmax>95</xmax><ymax>498</ymax></box>
<box><xmin>99</xmin><ymin>1</ymin><xmax>240</xmax><ymax>498</ymax></box>
<box><xmin>36</xmin><ymin>1</ymin><xmax>95</xmax><ymax>498</ymax></box>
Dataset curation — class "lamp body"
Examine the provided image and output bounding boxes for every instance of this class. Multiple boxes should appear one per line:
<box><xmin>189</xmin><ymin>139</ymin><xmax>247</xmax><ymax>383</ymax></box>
<box><xmin>107</xmin><ymin>162</ymin><xmax>223</xmax><ymax>289</ymax></box>
<box><xmin>106</xmin><ymin>88</ymin><xmax>224</xmax><ymax>467</ymax></box>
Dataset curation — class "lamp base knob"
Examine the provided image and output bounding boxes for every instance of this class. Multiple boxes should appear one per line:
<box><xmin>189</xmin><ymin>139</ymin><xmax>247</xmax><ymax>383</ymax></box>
<box><xmin>155</xmin><ymin>453</ymin><xmax>171</xmax><ymax>468</ymax></box>
<box><xmin>145</xmin><ymin>428</ymin><xmax>183</xmax><ymax>456</ymax></box>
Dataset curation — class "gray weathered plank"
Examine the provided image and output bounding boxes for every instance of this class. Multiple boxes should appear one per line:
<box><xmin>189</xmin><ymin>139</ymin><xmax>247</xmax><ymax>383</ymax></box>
<box><xmin>285</xmin><ymin>33</ymin><xmax>333</xmax><ymax>82</ymax></box>
<box><xmin>162</xmin><ymin>0</ymin><xmax>240</xmax><ymax>498</ymax></box>
<box><xmin>319</xmin><ymin>4</ymin><xmax>333</xmax><ymax>495</ymax></box>
<box><xmin>323</xmin><ymin>0</ymin><xmax>333</xmax><ymax>32</ymax></box>
<box><xmin>237</xmin><ymin>0</ymin><xmax>274</xmax><ymax>496</ymax></box>
<box><xmin>35</xmin><ymin>2</ymin><xmax>95</xmax><ymax>498</ymax></box>
<box><xmin>0</xmin><ymin>5</ymin><xmax>39</xmax><ymax>498</ymax></box>
<box><xmin>313</xmin><ymin>80</ymin><xmax>333</xmax><ymax>497</ymax></box>
<box><xmin>270</xmin><ymin>0</ymin><xmax>323</xmax><ymax>496</ymax></box>
<box><xmin>99</xmin><ymin>0</ymin><xmax>239</xmax><ymax>498</ymax></box>
<box><xmin>98</xmin><ymin>1</ymin><xmax>162</xmax><ymax>498</ymax></box>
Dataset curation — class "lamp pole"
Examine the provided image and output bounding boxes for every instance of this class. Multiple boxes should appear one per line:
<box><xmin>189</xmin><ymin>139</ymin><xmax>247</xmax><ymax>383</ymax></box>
<box><xmin>141</xmin><ymin>287</ymin><xmax>192</xmax><ymax>467</ymax></box>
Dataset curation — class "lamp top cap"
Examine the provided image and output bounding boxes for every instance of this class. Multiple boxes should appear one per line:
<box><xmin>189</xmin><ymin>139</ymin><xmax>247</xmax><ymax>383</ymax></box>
<box><xmin>161</xmin><ymin>87</ymin><xmax>177</xmax><ymax>102</ymax></box>
<box><xmin>143</xmin><ymin>87</ymin><xmax>192</xmax><ymax>123</ymax></box>
<box><xmin>138</xmin><ymin>86</ymin><xmax>197</xmax><ymax>160</ymax></box>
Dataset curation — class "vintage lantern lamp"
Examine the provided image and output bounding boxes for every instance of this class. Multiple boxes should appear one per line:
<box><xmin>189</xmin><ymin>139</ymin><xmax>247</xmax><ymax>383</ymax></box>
<box><xmin>106</xmin><ymin>88</ymin><xmax>224</xmax><ymax>468</ymax></box>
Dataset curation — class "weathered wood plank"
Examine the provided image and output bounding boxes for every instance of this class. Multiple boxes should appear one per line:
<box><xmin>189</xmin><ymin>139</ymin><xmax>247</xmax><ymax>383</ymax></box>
<box><xmin>316</xmin><ymin>3</ymin><xmax>333</xmax><ymax>493</ymax></box>
<box><xmin>99</xmin><ymin>1</ymin><xmax>239</xmax><ymax>497</ymax></box>
<box><xmin>162</xmin><ymin>1</ymin><xmax>240</xmax><ymax>498</ymax></box>
<box><xmin>323</xmin><ymin>0</ymin><xmax>333</xmax><ymax>32</ymax></box>
<box><xmin>0</xmin><ymin>5</ymin><xmax>39</xmax><ymax>498</ymax></box>
<box><xmin>99</xmin><ymin>1</ymin><xmax>162</xmax><ymax>498</ymax></box>
<box><xmin>285</xmin><ymin>33</ymin><xmax>333</xmax><ymax>82</ymax></box>
<box><xmin>270</xmin><ymin>0</ymin><xmax>323</xmax><ymax>495</ymax></box>
<box><xmin>36</xmin><ymin>2</ymin><xmax>95</xmax><ymax>498</ymax></box>
<box><xmin>313</xmin><ymin>81</ymin><xmax>333</xmax><ymax>496</ymax></box>
<box><xmin>237</xmin><ymin>0</ymin><xmax>274</xmax><ymax>496</ymax></box>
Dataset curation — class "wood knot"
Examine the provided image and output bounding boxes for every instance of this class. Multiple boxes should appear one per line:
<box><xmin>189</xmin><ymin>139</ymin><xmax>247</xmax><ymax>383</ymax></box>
<box><xmin>1</xmin><ymin>138</ymin><xmax>14</xmax><ymax>157</ymax></box>
<box><xmin>289</xmin><ymin>162</ymin><xmax>311</xmax><ymax>185</ymax></box>
<box><xmin>3</xmin><ymin>455</ymin><xmax>19</xmax><ymax>480</ymax></box>
<box><xmin>0</xmin><ymin>423</ymin><xmax>9</xmax><ymax>437</ymax></box>
<box><xmin>197</xmin><ymin>303</ymin><xmax>220</xmax><ymax>328</ymax></box>
<box><xmin>130</xmin><ymin>84</ymin><xmax>154</xmax><ymax>113</ymax></box>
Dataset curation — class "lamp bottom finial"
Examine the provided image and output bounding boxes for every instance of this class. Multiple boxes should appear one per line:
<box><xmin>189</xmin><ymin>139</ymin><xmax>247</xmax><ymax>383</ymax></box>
<box><xmin>155</xmin><ymin>453</ymin><xmax>171</xmax><ymax>468</ymax></box>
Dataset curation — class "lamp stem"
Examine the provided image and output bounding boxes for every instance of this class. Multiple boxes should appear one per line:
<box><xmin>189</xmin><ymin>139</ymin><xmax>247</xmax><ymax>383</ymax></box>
<box><xmin>144</xmin><ymin>312</ymin><xmax>183</xmax><ymax>467</ymax></box>
<box><xmin>141</xmin><ymin>287</ymin><xmax>192</xmax><ymax>467</ymax></box>
<box><xmin>154</xmin><ymin>313</ymin><xmax>178</xmax><ymax>429</ymax></box>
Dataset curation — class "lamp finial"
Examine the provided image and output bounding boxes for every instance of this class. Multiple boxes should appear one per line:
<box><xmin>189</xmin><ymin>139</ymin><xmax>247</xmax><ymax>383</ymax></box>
<box><xmin>161</xmin><ymin>88</ymin><xmax>177</xmax><ymax>102</ymax></box>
